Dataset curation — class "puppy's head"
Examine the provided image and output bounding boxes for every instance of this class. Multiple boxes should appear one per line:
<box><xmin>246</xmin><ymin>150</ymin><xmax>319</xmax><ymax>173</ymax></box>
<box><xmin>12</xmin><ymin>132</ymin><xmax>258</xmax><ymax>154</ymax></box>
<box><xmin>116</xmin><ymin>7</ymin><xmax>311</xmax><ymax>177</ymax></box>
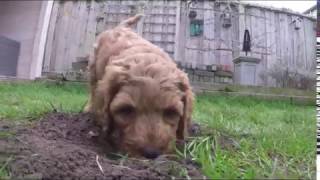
<box><xmin>95</xmin><ymin>58</ymin><xmax>193</xmax><ymax>159</ymax></box>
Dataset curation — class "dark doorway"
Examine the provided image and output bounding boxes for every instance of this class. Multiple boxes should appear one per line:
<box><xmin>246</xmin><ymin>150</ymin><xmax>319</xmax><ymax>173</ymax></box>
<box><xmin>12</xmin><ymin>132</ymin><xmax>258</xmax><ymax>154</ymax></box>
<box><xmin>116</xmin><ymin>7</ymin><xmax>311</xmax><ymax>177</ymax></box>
<box><xmin>0</xmin><ymin>35</ymin><xmax>20</xmax><ymax>76</ymax></box>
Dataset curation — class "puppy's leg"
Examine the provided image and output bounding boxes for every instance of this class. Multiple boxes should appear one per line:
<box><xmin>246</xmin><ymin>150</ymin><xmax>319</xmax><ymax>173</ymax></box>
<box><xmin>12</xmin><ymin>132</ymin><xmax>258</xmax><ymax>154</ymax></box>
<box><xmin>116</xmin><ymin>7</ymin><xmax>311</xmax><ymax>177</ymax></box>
<box><xmin>84</xmin><ymin>53</ymin><xmax>97</xmax><ymax>113</ymax></box>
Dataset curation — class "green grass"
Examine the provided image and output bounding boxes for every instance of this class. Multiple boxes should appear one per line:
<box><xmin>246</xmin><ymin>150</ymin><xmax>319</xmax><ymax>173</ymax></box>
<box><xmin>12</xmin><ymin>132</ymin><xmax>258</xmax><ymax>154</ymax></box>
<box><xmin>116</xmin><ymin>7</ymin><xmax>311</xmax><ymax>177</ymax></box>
<box><xmin>0</xmin><ymin>81</ymin><xmax>315</xmax><ymax>179</ymax></box>
<box><xmin>0</xmin><ymin>81</ymin><xmax>87</xmax><ymax>121</ymax></box>
<box><xmin>185</xmin><ymin>94</ymin><xmax>315</xmax><ymax>179</ymax></box>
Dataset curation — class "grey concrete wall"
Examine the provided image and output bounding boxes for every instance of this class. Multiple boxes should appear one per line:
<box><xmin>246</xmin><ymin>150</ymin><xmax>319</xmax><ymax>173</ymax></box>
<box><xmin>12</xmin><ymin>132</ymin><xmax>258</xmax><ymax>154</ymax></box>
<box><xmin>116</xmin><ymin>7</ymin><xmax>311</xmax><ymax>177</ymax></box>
<box><xmin>0</xmin><ymin>1</ymin><xmax>43</xmax><ymax>78</ymax></box>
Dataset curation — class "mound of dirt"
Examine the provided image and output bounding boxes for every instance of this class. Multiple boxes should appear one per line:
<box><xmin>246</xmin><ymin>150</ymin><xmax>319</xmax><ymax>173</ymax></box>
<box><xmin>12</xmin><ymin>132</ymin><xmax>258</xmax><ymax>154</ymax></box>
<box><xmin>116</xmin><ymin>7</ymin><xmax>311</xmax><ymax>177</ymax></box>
<box><xmin>0</xmin><ymin>113</ymin><xmax>204</xmax><ymax>179</ymax></box>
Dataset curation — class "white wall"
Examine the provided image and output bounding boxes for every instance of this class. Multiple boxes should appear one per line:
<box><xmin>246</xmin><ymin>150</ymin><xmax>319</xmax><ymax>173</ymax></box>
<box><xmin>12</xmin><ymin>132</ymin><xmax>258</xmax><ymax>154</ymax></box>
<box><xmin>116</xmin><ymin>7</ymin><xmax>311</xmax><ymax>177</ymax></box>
<box><xmin>0</xmin><ymin>1</ymin><xmax>43</xmax><ymax>78</ymax></box>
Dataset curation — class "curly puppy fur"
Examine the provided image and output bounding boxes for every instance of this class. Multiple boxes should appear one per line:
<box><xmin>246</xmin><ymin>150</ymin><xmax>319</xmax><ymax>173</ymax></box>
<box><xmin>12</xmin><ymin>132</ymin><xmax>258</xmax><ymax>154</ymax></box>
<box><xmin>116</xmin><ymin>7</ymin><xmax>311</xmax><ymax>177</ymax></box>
<box><xmin>85</xmin><ymin>14</ymin><xmax>193</xmax><ymax>159</ymax></box>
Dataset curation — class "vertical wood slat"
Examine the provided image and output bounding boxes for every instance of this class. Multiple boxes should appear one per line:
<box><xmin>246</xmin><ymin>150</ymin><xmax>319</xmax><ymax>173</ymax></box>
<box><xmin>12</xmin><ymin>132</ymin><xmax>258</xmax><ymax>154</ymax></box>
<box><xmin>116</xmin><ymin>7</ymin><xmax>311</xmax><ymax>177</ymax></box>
<box><xmin>83</xmin><ymin>0</ymin><xmax>98</xmax><ymax>58</ymax></box>
<box><xmin>274</xmin><ymin>12</ymin><xmax>281</xmax><ymax>62</ymax></box>
<box><xmin>287</xmin><ymin>15</ymin><xmax>294</xmax><ymax>68</ymax></box>
<box><xmin>214</xmin><ymin>2</ymin><xmax>221</xmax><ymax>65</ymax></box>
<box><xmin>250</xmin><ymin>7</ymin><xmax>259</xmax><ymax>59</ymax></box>
<box><xmin>52</xmin><ymin>1</ymin><xmax>71</xmax><ymax>72</ymax></box>
<box><xmin>292</xmin><ymin>15</ymin><xmax>298</xmax><ymax>69</ymax></box>
<box><xmin>77</xmin><ymin>1</ymin><xmax>90</xmax><ymax>58</ymax></box>
<box><xmin>238</xmin><ymin>3</ymin><xmax>245</xmax><ymax>58</ymax></box>
<box><xmin>296</xmin><ymin>17</ymin><xmax>306</xmax><ymax>69</ymax></box>
<box><xmin>265</xmin><ymin>10</ymin><xmax>277</xmax><ymax>86</ymax></box>
<box><xmin>304</xmin><ymin>19</ymin><xmax>316</xmax><ymax>70</ymax></box>
<box><xmin>95</xmin><ymin>2</ymin><xmax>106</xmax><ymax>36</ymax></box>
<box><xmin>279</xmin><ymin>13</ymin><xmax>286</xmax><ymax>65</ymax></box>
<box><xmin>63</xmin><ymin>1</ymin><xmax>78</xmax><ymax>70</ymax></box>
<box><xmin>219</xmin><ymin>3</ymin><xmax>232</xmax><ymax>67</ymax></box>
<box><xmin>43</xmin><ymin>0</ymin><xmax>59</xmax><ymax>72</ymax></box>
<box><xmin>203</xmin><ymin>1</ymin><xmax>214</xmax><ymax>65</ymax></box>
<box><xmin>65</xmin><ymin>1</ymin><xmax>81</xmax><ymax>67</ymax></box>
<box><xmin>244</xmin><ymin>6</ymin><xmax>252</xmax><ymax>57</ymax></box>
<box><xmin>231</xmin><ymin>3</ymin><xmax>240</xmax><ymax>59</ymax></box>
<box><xmin>177</xmin><ymin>1</ymin><xmax>187</xmax><ymax>64</ymax></box>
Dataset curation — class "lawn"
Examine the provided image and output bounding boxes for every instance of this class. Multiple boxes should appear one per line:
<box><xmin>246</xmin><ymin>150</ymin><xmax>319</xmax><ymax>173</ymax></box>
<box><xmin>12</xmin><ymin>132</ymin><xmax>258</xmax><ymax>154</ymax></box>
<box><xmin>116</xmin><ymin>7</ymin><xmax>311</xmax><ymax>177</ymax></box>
<box><xmin>0</xmin><ymin>81</ymin><xmax>315</xmax><ymax>179</ymax></box>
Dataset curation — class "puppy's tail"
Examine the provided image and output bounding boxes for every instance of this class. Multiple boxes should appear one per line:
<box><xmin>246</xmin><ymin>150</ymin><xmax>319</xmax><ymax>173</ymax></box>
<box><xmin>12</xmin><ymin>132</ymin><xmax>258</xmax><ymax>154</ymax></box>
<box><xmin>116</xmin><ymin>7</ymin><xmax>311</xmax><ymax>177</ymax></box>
<box><xmin>118</xmin><ymin>14</ymin><xmax>144</xmax><ymax>28</ymax></box>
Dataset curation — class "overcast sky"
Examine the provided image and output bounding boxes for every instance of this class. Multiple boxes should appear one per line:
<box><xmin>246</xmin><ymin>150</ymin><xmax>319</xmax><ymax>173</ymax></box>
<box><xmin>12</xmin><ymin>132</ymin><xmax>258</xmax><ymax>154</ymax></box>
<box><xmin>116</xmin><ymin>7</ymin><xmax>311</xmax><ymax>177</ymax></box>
<box><xmin>243</xmin><ymin>0</ymin><xmax>316</xmax><ymax>13</ymax></box>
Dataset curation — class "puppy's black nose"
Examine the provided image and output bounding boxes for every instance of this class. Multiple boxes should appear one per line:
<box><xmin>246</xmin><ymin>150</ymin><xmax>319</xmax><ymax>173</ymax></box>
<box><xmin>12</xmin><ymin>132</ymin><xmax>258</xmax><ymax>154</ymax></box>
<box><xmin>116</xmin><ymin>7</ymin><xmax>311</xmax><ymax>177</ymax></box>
<box><xmin>142</xmin><ymin>148</ymin><xmax>160</xmax><ymax>159</ymax></box>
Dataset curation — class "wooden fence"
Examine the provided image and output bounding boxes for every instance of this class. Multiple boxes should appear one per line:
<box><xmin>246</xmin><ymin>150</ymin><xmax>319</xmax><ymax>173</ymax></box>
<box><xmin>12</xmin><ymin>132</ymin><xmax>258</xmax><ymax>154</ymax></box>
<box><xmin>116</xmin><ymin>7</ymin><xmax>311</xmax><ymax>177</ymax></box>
<box><xmin>42</xmin><ymin>0</ymin><xmax>178</xmax><ymax>73</ymax></box>
<box><xmin>42</xmin><ymin>0</ymin><xmax>316</xmax><ymax>88</ymax></box>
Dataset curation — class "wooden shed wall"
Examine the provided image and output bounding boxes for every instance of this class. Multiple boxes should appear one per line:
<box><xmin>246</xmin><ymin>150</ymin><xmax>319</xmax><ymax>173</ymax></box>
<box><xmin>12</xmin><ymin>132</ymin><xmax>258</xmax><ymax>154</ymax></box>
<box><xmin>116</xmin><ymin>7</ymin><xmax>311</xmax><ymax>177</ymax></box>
<box><xmin>42</xmin><ymin>0</ymin><xmax>316</xmax><ymax>87</ymax></box>
<box><xmin>177</xmin><ymin>1</ymin><xmax>316</xmax><ymax>86</ymax></box>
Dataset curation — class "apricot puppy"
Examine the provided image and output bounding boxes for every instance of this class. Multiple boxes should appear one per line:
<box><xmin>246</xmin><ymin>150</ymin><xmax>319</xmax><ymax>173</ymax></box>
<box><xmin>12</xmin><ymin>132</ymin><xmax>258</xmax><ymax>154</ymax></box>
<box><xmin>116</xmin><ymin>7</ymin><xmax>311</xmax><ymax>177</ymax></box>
<box><xmin>85</xmin><ymin>14</ymin><xmax>193</xmax><ymax>159</ymax></box>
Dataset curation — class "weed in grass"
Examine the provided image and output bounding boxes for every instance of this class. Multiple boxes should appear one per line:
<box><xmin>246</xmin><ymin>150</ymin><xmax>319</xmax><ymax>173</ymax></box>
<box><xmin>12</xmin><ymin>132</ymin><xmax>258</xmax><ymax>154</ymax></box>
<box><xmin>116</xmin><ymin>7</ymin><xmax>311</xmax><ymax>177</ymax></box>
<box><xmin>0</xmin><ymin>156</ymin><xmax>12</xmax><ymax>179</ymax></box>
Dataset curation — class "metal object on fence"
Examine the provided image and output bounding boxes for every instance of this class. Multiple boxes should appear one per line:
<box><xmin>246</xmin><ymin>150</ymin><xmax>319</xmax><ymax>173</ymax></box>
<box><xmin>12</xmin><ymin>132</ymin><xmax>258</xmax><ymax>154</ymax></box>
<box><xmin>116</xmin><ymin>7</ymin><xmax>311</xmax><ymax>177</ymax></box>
<box><xmin>188</xmin><ymin>10</ymin><xmax>197</xmax><ymax>19</ymax></box>
<box><xmin>221</xmin><ymin>3</ymin><xmax>232</xmax><ymax>28</ymax></box>
<box><xmin>293</xmin><ymin>17</ymin><xmax>302</xmax><ymax>30</ymax></box>
<box><xmin>190</xmin><ymin>19</ymin><xmax>203</xmax><ymax>36</ymax></box>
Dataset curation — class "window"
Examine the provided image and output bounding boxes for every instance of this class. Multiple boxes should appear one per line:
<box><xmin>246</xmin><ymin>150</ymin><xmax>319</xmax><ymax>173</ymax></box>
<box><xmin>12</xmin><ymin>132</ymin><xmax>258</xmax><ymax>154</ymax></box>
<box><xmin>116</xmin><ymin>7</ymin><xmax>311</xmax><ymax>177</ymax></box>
<box><xmin>190</xmin><ymin>19</ymin><xmax>203</xmax><ymax>37</ymax></box>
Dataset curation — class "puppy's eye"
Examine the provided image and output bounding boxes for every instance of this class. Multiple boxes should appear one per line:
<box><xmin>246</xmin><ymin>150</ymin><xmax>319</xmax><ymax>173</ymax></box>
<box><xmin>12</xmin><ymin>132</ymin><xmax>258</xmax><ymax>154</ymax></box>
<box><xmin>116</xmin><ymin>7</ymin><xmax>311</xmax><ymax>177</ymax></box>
<box><xmin>115</xmin><ymin>105</ymin><xmax>135</xmax><ymax>116</ymax></box>
<box><xmin>163</xmin><ymin>108</ymin><xmax>180</xmax><ymax>119</ymax></box>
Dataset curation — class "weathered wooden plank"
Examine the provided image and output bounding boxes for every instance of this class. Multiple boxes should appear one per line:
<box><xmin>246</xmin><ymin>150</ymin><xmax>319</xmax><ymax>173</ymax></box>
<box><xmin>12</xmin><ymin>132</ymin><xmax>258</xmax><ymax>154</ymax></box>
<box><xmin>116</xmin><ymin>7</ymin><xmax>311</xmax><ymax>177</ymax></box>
<box><xmin>291</xmin><ymin>15</ymin><xmax>298</xmax><ymax>69</ymax></box>
<box><xmin>83</xmin><ymin>0</ymin><xmax>98</xmax><ymax>58</ymax></box>
<box><xmin>194</xmin><ymin>2</ymin><xmax>204</xmax><ymax>66</ymax></box>
<box><xmin>203</xmin><ymin>1</ymin><xmax>214</xmax><ymax>65</ymax></box>
<box><xmin>266</xmin><ymin>11</ymin><xmax>277</xmax><ymax>68</ymax></box>
<box><xmin>76</xmin><ymin>1</ymin><xmax>90</xmax><ymax>60</ymax></box>
<box><xmin>214</xmin><ymin>2</ymin><xmax>221</xmax><ymax>64</ymax></box>
<box><xmin>238</xmin><ymin>3</ymin><xmax>245</xmax><ymax>58</ymax></box>
<box><xmin>62</xmin><ymin>1</ymin><xmax>75</xmax><ymax>71</ymax></box>
<box><xmin>295</xmin><ymin>16</ymin><xmax>306</xmax><ymax>69</ymax></box>
<box><xmin>244</xmin><ymin>5</ymin><xmax>252</xmax><ymax>57</ymax></box>
<box><xmin>250</xmin><ymin>7</ymin><xmax>260</xmax><ymax>59</ymax></box>
<box><xmin>49</xmin><ymin>2</ymin><xmax>64</xmax><ymax>72</ymax></box>
<box><xmin>177</xmin><ymin>0</ymin><xmax>187</xmax><ymax>63</ymax></box>
<box><xmin>257</xmin><ymin>8</ymin><xmax>268</xmax><ymax>86</ymax></box>
<box><xmin>287</xmin><ymin>15</ymin><xmax>294</xmax><ymax>68</ymax></box>
<box><xmin>278</xmin><ymin>13</ymin><xmax>287</xmax><ymax>66</ymax></box>
<box><xmin>284</xmin><ymin>14</ymin><xmax>290</xmax><ymax>68</ymax></box>
<box><xmin>274</xmin><ymin>12</ymin><xmax>281</xmax><ymax>63</ymax></box>
<box><xmin>63</xmin><ymin>2</ymin><xmax>78</xmax><ymax>71</ymax></box>
<box><xmin>63</xmin><ymin>1</ymin><xmax>79</xmax><ymax>70</ymax></box>
<box><xmin>265</xmin><ymin>10</ymin><xmax>277</xmax><ymax>86</ymax></box>
<box><xmin>231</xmin><ymin>3</ymin><xmax>240</xmax><ymax>59</ymax></box>
<box><xmin>95</xmin><ymin>2</ymin><xmax>106</xmax><ymax>35</ymax></box>
<box><xmin>303</xmin><ymin>18</ymin><xmax>316</xmax><ymax>70</ymax></box>
<box><xmin>219</xmin><ymin>3</ymin><xmax>233</xmax><ymax>67</ymax></box>
<box><xmin>43</xmin><ymin>0</ymin><xmax>59</xmax><ymax>72</ymax></box>
<box><xmin>53</xmin><ymin>1</ymin><xmax>73</xmax><ymax>72</ymax></box>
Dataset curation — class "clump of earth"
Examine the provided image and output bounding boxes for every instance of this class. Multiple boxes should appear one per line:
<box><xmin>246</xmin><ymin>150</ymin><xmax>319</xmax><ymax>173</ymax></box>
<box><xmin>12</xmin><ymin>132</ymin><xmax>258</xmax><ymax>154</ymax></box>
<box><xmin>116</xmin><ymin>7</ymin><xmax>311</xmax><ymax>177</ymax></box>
<box><xmin>0</xmin><ymin>113</ymin><xmax>205</xmax><ymax>179</ymax></box>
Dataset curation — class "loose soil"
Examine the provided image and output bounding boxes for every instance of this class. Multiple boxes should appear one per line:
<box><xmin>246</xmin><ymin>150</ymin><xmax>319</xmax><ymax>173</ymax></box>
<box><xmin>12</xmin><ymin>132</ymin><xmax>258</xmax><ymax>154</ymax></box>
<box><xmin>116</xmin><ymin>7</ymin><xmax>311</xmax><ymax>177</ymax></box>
<box><xmin>0</xmin><ymin>113</ymin><xmax>204</xmax><ymax>180</ymax></box>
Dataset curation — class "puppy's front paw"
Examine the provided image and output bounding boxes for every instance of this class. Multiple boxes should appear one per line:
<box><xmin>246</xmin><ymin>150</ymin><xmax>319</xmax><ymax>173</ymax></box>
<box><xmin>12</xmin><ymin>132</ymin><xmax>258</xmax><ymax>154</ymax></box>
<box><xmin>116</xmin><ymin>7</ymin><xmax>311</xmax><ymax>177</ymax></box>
<box><xmin>83</xmin><ymin>103</ymin><xmax>92</xmax><ymax>113</ymax></box>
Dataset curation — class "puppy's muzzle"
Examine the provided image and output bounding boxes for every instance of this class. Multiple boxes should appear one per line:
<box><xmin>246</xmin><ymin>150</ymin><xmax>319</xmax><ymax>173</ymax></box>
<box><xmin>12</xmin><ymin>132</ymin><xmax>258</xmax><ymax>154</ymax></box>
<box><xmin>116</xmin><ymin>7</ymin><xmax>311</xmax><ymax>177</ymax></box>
<box><xmin>141</xmin><ymin>147</ymin><xmax>161</xmax><ymax>159</ymax></box>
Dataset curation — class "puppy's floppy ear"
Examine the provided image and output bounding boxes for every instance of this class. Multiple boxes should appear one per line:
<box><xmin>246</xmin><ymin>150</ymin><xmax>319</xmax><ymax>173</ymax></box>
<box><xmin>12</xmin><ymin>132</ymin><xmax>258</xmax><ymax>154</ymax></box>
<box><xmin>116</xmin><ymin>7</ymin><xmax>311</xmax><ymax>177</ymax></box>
<box><xmin>176</xmin><ymin>76</ymin><xmax>194</xmax><ymax>140</ymax></box>
<box><xmin>93</xmin><ymin>65</ymin><xmax>129</xmax><ymax>133</ymax></box>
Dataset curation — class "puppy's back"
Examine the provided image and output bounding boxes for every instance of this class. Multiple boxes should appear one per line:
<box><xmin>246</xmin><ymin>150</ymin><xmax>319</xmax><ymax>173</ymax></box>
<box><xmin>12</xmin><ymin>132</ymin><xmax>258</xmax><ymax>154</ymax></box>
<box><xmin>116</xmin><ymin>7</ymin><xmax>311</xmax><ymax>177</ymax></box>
<box><xmin>93</xmin><ymin>15</ymin><xmax>174</xmax><ymax>81</ymax></box>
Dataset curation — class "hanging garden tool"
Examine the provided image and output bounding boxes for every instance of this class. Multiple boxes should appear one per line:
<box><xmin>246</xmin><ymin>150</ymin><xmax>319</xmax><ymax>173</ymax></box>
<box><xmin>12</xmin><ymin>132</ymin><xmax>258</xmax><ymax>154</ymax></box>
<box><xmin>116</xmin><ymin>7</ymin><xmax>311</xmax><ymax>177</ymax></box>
<box><xmin>242</xmin><ymin>29</ymin><xmax>251</xmax><ymax>56</ymax></box>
